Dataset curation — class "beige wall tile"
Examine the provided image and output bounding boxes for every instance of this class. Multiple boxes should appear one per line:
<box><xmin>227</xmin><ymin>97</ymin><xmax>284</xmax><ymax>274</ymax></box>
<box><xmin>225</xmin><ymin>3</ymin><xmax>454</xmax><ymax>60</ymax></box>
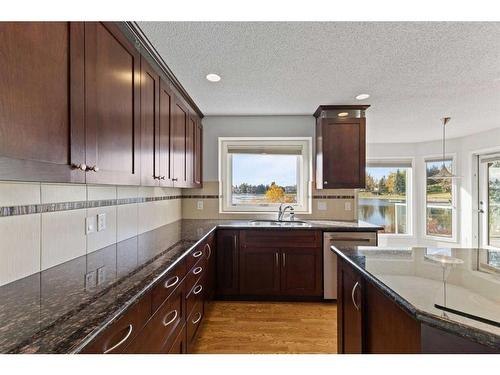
<box><xmin>87</xmin><ymin>206</ymin><xmax>117</xmax><ymax>253</ymax></box>
<box><xmin>138</xmin><ymin>186</ymin><xmax>155</xmax><ymax>198</ymax></box>
<box><xmin>41</xmin><ymin>209</ymin><xmax>86</xmax><ymax>270</ymax></box>
<box><xmin>0</xmin><ymin>214</ymin><xmax>41</xmax><ymax>286</ymax></box>
<box><xmin>41</xmin><ymin>183</ymin><xmax>86</xmax><ymax>204</ymax></box>
<box><xmin>117</xmin><ymin>186</ymin><xmax>139</xmax><ymax>199</ymax></box>
<box><xmin>87</xmin><ymin>185</ymin><xmax>117</xmax><ymax>201</ymax></box>
<box><xmin>138</xmin><ymin>201</ymin><xmax>155</xmax><ymax>234</ymax></box>
<box><xmin>117</xmin><ymin>203</ymin><xmax>138</xmax><ymax>242</ymax></box>
<box><xmin>0</xmin><ymin>182</ymin><xmax>40</xmax><ymax>206</ymax></box>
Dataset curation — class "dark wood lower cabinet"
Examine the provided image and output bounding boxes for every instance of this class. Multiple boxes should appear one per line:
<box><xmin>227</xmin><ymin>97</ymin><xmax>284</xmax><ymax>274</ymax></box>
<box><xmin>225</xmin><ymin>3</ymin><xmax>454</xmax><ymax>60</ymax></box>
<box><xmin>239</xmin><ymin>247</ymin><xmax>280</xmax><ymax>295</ymax></box>
<box><xmin>337</xmin><ymin>255</ymin><xmax>499</xmax><ymax>354</ymax></box>
<box><xmin>216</xmin><ymin>230</ymin><xmax>240</xmax><ymax>297</ymax></box>
<box><xmin>280</xmin><ymin>247</ymin><xmax>322</xmax><ymax>297</ymax></box>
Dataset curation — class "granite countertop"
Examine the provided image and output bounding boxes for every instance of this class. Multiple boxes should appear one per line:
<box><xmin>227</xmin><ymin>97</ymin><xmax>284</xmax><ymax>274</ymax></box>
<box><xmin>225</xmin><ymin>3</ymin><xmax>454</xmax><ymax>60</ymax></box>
<box><xmin>331</xmin><ymin>245</ymin><xmax>500</xmax><ymax>350</ymax></box>
<box><xmin>0</xmin><ymin>218</ymin><xmax>380</xmax><ymax>353</ymax></box>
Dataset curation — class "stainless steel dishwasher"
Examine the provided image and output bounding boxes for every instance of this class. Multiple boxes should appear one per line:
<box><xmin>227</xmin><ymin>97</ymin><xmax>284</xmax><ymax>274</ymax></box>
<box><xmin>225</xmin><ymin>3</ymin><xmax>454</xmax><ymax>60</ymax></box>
<box><xmin>323</xmin><ymin>231</ymin><xmax>377</xmax><ymax>299</ymax></box>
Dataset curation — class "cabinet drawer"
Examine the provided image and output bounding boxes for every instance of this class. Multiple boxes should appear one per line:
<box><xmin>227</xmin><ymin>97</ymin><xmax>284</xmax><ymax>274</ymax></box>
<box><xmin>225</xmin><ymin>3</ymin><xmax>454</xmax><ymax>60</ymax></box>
<box><xmin>186</xmin><ymin>276</ymin><xmax>205</xmax><ymax>317</ymax></box>
<box><xmin>167</xmin><ymin>323</ymin><xmax>187</xmax><ymax>354</ymax></box>
<box><xmin>240</xmin><ymin>230</ymin><xmax>321</xmax><ymax>248</ymax></box>
<box><xmin>186</xmin><ymin>302</ymin><xmax>204</xmax><ymax>352</ymax></box>
<box><xmin>186</xmin><ymin>241</ymin><xmax>211</xmax><ymax>270</ymax></box>
<box><xmin>124</xmin><ymin>282</ymin><xmax>185</xmax><ymax>353</ymax></box>
<box><xmin>185</xmin><ymin>255</ymin><xmax>207</xmax><ymax>294</ymax></box>
<box><xmin>151</xmin><ymin>259</ymin><xmax>186</xmax><ymax>313</ymax></box>
<box><xmin>81</xmin><ymin>292</ymin><xmax>151</xmax><ymax>354</ymax></box>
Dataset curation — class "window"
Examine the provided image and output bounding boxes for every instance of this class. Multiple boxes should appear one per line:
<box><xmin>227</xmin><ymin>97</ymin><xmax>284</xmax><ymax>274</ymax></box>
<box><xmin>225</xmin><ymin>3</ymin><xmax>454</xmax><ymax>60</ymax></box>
<box><xmin>425</xmin><ymin>158</ymin><xmax>456</xmax><ymax>239</ymax></box>
<box><xmin>358</xmin><ymin>160</ymin><xmax>412</xmax><ymax>235</ymax></box>
<box><xmin>219</xmin><ymin>137</ymin><xmax>311</xmax><ymax>213</ymax></box>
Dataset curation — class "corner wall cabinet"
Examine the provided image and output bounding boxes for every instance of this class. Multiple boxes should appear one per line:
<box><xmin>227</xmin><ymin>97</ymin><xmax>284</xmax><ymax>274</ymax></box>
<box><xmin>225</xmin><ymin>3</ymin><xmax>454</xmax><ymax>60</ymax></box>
<box><xmin>0</xmin><ymin>22</ymin><xmax>203</xmax><ymax>187</ymax></box>
<box><xmin>314</xmin><ymin>105</ymin><xmax>368</xmax><ymax>189</ymax></box>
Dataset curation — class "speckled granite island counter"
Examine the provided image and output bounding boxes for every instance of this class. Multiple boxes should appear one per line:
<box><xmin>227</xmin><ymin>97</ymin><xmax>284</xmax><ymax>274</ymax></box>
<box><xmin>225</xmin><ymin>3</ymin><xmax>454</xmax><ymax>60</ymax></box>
<box><xmin>332</xmin><ymin>246</ymin><xmax>500</xmax><ymax>353</ymax></box>
<box><xmin>0</xmin><ymin>219</ymin><xmax>380</xmax><ymax>353</ymax></box>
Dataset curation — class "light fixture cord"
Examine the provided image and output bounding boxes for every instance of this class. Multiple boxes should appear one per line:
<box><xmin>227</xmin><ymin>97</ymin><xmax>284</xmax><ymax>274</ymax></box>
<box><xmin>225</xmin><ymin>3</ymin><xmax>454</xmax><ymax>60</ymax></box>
<box><xmin>442</xmin><ymin>120</ymin><xmax>446</xmax><ymax>167</ymax></box>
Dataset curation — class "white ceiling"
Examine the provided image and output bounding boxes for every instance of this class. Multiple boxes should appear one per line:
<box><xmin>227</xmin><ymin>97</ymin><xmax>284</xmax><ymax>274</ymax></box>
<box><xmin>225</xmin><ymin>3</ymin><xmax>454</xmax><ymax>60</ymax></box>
<box><xmin>138</xmin><ymin>22</ymin><xmax>500</xmax><ymax>143</ymax></box>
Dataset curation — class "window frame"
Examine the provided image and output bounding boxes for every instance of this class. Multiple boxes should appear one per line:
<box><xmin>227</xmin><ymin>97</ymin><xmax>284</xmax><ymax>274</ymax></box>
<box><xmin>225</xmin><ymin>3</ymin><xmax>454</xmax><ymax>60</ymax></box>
<box><xmin>423</xmin><ymin>154</ymin><xmax>458</xmax><ymax>243</ymax></box>
<box><xmin>218</xmin><ymin>137</ymin><xmax>312</xmax><ymax>214</ymax></box>
<box><xmin>358</xmin><ymin>158</ymin><xmax>414</xmax><ymax>238</ymax></box>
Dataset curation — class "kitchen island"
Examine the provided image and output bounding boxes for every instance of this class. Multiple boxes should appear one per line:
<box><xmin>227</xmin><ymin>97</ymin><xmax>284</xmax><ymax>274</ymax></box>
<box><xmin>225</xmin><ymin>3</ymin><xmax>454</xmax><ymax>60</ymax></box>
<box><xmin>332</xmin><ymin>245</ymin><xmax>500</xmax><ymax>353</ymax></box>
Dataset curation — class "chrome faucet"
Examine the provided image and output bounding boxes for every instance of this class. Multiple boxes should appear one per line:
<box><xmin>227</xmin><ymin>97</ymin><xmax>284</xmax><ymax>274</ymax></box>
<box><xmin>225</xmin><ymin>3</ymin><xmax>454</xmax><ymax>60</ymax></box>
<box><xmin>277</xmin><ymin>204</ymin><xmax>295</xmax><ymax>221</ymax></box>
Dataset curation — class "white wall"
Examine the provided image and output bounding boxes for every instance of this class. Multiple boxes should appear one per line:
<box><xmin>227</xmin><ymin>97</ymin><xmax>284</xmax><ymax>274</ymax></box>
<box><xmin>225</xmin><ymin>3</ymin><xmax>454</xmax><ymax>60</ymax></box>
<box><xmin>367</xmin><ymin>126</ymin><xmax>500</xmax><ymax>248</ymax></box>
<box><xmin>202</xmin><ymin>116</ymin><xmax>315</xmax><ymax>181</ymax></box>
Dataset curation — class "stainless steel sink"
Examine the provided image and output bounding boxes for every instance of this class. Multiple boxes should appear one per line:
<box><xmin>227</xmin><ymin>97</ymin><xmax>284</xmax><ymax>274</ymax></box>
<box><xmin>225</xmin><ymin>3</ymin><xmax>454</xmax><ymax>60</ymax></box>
<box><xmin>249</xmin><ymin>219</ymin><xmax>309</xmax><ymax>226</ymax></box>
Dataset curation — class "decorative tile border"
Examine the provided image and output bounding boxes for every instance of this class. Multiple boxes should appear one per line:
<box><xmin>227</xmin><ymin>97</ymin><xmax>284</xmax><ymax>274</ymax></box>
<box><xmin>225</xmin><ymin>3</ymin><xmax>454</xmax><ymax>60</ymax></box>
<box><xmin>182</xmin><ymin>195</ymin><xmax>221</xmax><ymax>199</ymax></box>
<box><xmin>312</xmin><ymin>195</ymin><xmax>355</xmax><ymax>199</ymax></box>
<box><xmin>0</xmin><ymin>195</ymin><xmax>183</xmax><ymax>218</ymax></box>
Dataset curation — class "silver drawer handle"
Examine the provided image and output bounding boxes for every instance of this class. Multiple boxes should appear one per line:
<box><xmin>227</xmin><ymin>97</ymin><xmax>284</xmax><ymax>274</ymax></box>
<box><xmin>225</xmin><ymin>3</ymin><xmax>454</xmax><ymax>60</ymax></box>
<box><xmin>193</xmin><ymin>285</ymin><xmax>203</xmax><ymax>295</ymax></box>
<box><xmin>191</xmin><ymin>312</ymin><xmax>202</xmax><ymax>325</ymax></box>
<box><xmin>351</xmin><ymin>282</ymin><xmax>360</xmax><ymax>311</ymax></box>
<box><xmin>103</xmin><ymin>324</ymin><xmax>133</xmax><ymax>354</ymax></box>
<box><xmin>205</xmin><ymin>244</ymin><xmax>212</xmax><ymax>259</ymax></box>
<box><xmin>331</xmin><ymin>238</ymin><xmax>372</xmax><ymax>242</ymax></box>
<box><xmin>164</xmin><ymin>276</ymin><xmax>179</xmax><ymax>289</ymax></box>
<box><xmin>193</xmin><ymin>266</ymin><xmax>203</xmax><ymax>275</ymax></box>
<box><xmin>162</xmin><ymin>310</ymin><xmax>178</xmax><ymax>327</ymax></box>
<box><xmin>193</xmin><ymin>250</ymin><xmax>203</xmax><ymax>258</ymax></box>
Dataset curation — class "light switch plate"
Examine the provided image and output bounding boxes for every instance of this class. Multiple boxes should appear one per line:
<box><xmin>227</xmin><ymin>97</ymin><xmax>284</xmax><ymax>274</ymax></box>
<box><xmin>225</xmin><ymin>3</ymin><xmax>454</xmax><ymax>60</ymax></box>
<box><xmin>86</xmin><ymin>217</ymin><xmax>96</xmax><ymax>234</ymax></box>
<box><xmin>97</xmin><ymin>266</ymin><xmax>106</xmax><ymax>285</ymax></box>
<box><xmin>317</xmin><ymin>201</ymin><xmax>327</xmax><ymax>211</ymax></box>
<box><xmin>97</xmin><ymin>213</ymin><xmax>106</xmax><ymax>232</ymax></box>
<box><xmin>344</xmin><ymin>202</ymin><xmax>352</xmax><ymax>211</ymax></box>
<box><xmin>85</xmin><ymin>271</ymin><xmax>96</xmax><ymax>290</ymax></box>
<box><xmin>197</xmin><ymin>200</ymin><xmax>204</xmax><ymax>210</ymax></box>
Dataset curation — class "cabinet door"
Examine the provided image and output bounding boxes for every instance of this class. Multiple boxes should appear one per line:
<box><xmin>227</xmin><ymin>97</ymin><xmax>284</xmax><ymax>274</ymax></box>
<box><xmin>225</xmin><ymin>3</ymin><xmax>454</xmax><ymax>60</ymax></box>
<box><xmin>185</xmin><ymin>113</ymin><xmax>196</xmax><ymax>187</ymax></box>
<box><xmin>84</xmin><ymin>22</ymin><xmax>141</xmax><ymax>185</ymax></box>
<box><xmin>159</xmin><ymin>79</ymin><xmax>174</xmax><ymax>187</ymax></box>
<box><xmin>205</xmin><ymin>234</ymin><xmax>217</xmax><ymax>301</ymax></box>
<box><xmin>240</xmin><ymin>247</ymin><xmax>280</xmax><ymax>295</ymax></box>
<box><xmin>280</xmin><ymin>247</ymin><xmax>322</xmax><ymax>297</ymax></box>
<box><xmin>338</xmin><ymin>259</ymin><xmax>364</xmax><ymax>353</ymax></box>
<box><xmin>140</xmin><ymin>57</ymin><xmax>160</xmax><ymax>186</ymax></box>
<box><xmin>193</xmin><ymin>117</ymin><xmax>203</xmax><ymax>187</ymax></box>
<box><xmin>320</xmin><ymin>118</ymin><xmax>365</xmax><ymax>189</ymax></box>
<box><xmin>0</xmin><ymin>22</ymin><xmax>85</xmax><ymax>183</ymax></box>
<box><xmin>167</xmin><ymin>324</ymin><xmax>187</xmax><ymax>354</ymax></box>
<box><xmin>216</xmin><ymin>230</ymin><xmax>240</xmax><ymax>296</ymax></box>
<box><xmin>171</xmin><ymin>96</ymin><xmax>188</xmax><ymax>187</ymax></box>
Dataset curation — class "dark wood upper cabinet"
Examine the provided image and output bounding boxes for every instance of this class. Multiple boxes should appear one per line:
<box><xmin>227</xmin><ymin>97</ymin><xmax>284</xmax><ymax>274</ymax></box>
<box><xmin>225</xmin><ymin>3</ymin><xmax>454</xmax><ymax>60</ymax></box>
<box><xmin>280</xmin><ymin>247</ymin><xmax>322</xmax><ymax>297</ymax></box>
<box><xmin>171</xmin><ymin>96</ymin><xmax>188</xmax><ymax>187</ymax></box>
<box><xmin>186</xmin><ymin>113</ymin><xmax>196</xmax><ymax>187</ymax></box>
<box><xmin>0</xmin><ymin>22</ymin><xmax>86</xmax><ymax>183</ymax></box>
<box><xmin>193</xmin><ymin>117</ymin><xmax>203</xmax><ymax>188</ymax></box>
<box><xmin>239</xmin><ymin>247</ymin><xmax>280</xmax><ymax>295</ymax></box>
<box><xmin>159</xmin><ymin>79</ymin><xmax>174</xmax><ymax>187</ymax></box>
<box><xmin>84</xmin><ymin>22</ymin><xmax>141</xmax><ymax>185</ymax></box>
<box><xmin>314</xmin><ymin>105</ymin><xmax>368</xmax><ymax>189</ymax></box>
<box><xmin>140</xmin><ymin>57</ymin><xmax>160</xmax><ymax>186</ymax></box>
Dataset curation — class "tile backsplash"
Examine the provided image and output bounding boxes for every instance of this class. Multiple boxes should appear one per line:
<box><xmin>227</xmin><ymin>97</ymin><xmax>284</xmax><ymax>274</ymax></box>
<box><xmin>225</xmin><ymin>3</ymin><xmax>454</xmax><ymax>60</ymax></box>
<box><xmin>0</xmin><ymin>180</ymin><xmax>354</xmax><ymax>287</ymax></box>
<box><xmin>0</xmin><ymin>181</ymin><xmax>182</xmax><ymax>286</ymax></box>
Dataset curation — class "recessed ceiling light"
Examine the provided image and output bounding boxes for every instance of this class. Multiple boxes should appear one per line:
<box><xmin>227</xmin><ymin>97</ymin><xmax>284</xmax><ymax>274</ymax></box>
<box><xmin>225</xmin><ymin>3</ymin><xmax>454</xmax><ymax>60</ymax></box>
<box><xmin>206</xmin><ymin>73</ymin><xmax>221</xmax><ymax>82</ymax></box>
<box><xmin>338</xmin><ymin>112</ymin><xmax>349</xmax><ymax>117</ymax></box>
<box><xmin>355</xmin><ymin>93</ymin><xmax>370</xmax><ymax>100</ymax></box>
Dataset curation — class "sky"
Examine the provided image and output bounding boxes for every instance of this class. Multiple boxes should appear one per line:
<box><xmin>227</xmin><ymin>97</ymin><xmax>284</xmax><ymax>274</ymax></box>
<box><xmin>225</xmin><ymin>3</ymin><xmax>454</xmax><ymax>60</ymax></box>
<box><xmin>232</xmin><ymin>154</ymin><xmax>298</xmax><ymax>186</ymax></box>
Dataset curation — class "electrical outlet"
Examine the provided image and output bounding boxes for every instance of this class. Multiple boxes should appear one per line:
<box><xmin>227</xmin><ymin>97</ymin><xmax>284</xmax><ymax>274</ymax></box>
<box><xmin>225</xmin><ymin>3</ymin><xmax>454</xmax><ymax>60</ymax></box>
<box><xmin>344</xmin><ymin>202</ymin><xmax>352</xmax><ymax>211</ymax></box>
<box><xmin>97</xmin><ymin>266</ymin><xmax>106</xmax><ymax>285</ymax></box>
<box><xmin>197</xmin><ymin>200</ymin><xmax>204</xmax><ymax>210</ymax></box>
<box><xmin>86</xmin><ymin>216</ymin><xmax>96</xmax><ymax>234</ymax></box>
<box><xmin>97</xmin><ymin>213</ymin><xmax>106</xmax><ymax>232</ymax></box>
<box><xmin>317</xmin><ymin>201</ymin><xmax>327</xmax><ymax>211</ymax></box>
<box><xmin>85</xmin><ymin>271</ymin><xmax>96</xmax><ymax>290</ymax></box>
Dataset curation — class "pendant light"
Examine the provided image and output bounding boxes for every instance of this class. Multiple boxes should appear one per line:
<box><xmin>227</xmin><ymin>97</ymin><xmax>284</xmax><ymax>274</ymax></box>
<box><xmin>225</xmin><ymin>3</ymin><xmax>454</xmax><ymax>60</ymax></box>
<box><xmin>429</xmin><ymin>117</ymin><xmax>460</xmax><ymax>180</ymax></box>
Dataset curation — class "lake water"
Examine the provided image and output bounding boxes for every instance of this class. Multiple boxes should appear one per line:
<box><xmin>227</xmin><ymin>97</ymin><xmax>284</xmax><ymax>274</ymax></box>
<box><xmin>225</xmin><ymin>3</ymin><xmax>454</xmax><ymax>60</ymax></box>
<box><xmin>358</xmin><ymin>198</ymin><xmax>406</xmax><ymax>234</ymax></box>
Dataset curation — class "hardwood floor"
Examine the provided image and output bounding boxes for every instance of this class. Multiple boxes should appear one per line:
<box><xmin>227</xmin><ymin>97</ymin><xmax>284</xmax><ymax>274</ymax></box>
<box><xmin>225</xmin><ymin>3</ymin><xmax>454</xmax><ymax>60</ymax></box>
<box><xmin>191</xmin><ymin>301</ymin><xmax>338</xmax><ymax>354</ymax></box>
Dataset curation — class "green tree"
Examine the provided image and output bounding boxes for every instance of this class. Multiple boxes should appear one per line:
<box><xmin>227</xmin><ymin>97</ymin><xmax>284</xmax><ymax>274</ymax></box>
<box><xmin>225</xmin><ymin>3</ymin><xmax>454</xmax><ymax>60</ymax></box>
<box><xmin>365</xmin><ymin>173</ymin><xmax>376</xmax><ymax>192</ymax></box>
<box><xmin>378</xmin><ymin>176</ymin><xmax>388</xmax><ymax>194</ymax></box>
<box><xmin>395</xmin><ymin>169</ymin><xmax>406</xmax><ymax>195</ymax></box>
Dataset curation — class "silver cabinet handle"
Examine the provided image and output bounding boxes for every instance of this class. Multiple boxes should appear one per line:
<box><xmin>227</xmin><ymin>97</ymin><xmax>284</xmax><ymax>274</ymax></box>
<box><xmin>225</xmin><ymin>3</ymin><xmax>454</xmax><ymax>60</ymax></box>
<box><xmin>205</xmin><ymin>243</ymin><xmax>212</xmax><ymax>259</ymax></box>
<box><xmin>160</xmin><ymin>176</ymin><xmax>166</xmax><ymax>180</ymax></box>
<box><xmin>87</xmin><ymin>165</ymin><xmax>99</xmax><ymax>172</ymax></box>
<box><xmin>275</xmin><ymin>252</ymin><xmax>279</xmax><ymax>268</ymax></box>
<box><xmin>191</xmin><ymin>312</ymin><xmax>202</xmax><ymax>325</ymax></box>
<box><xmin>351</xmin><ymin>281</ymin><xmax>360</xmax><ymax>311</ymax></box>
<box><xmin>164</xmin><ymin>275</ymin><xmax>179</xmax><ymax>289</ymax></box>
<box><xmin>282</xmin><ymin>253</ymin><xmax>286</xmax><ymax>268</ymax></box>
<box><xmin>193</xmin><ymin>250</ymin><xmax>203</xmax><ymax>258</ymax></box>
<box><xmin>103</xmin><ymin>324</ymin><xmax>133</xmax><ymax>354</ymax></box>
<box><xmin>193</xmin><ymin>284</ymin><xmax>203</xmax><ymax>295</ymax></box>
<box><xmin>162</xmin><ymin>310</ymin><xmax>178</xmax><ymax>327</ymax></box>
<box><xmin>233</xmin><ymin>235</ymin><xmax>238</xmax><ymax>250</ymax></box>
<box><xmin>72</xmin><ymin>163</ymin><xmax>87</xmax><ymax>171</ymax></box>
<box><xmin>324</xmin><ymin>181</ymin><xmax>328</xmax><ymax>184</ymax></box>
<box><xmin>172</xmin><ymin>178</ymin><xmax>178</xmax><ymax>182</ymax></box>
<box><xmin>193</xmin><ymin>266</ymin><xmax>203</xmax><ymax>275</ymax></box>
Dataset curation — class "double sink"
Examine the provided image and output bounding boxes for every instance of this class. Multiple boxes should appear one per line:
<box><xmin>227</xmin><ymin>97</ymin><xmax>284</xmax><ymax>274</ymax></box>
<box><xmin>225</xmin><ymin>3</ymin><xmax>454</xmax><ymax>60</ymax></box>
<box><xmin>249</xmin><ymin>219</ymin><xmax>311</xmax><ymax>227</ymax></box>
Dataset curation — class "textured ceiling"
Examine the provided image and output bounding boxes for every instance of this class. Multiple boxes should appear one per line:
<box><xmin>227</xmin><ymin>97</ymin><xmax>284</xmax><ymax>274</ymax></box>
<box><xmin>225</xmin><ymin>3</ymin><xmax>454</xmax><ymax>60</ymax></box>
<box><xmin>138</xmin><ymin>22</ymin><xmax>500</xmax><ymax>143</ymax></box>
